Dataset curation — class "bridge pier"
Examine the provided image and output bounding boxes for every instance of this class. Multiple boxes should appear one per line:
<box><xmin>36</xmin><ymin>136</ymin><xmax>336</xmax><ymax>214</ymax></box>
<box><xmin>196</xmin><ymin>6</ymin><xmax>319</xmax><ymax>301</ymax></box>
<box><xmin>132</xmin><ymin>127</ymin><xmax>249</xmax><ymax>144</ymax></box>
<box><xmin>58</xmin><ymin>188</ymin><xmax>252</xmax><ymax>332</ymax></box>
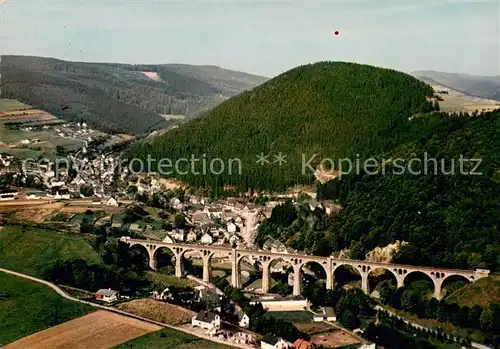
<box><xmin>231</xmin><ymin>249</ymin><xmax>239</xmax><ymax>288</ymax></box>
<box><xmin>261</xmin><ymin>261</ymin><xmax>270</xmax><ymax>294</ymax></box>
<box><xmin>293</xmin><ymin>266</ymin><xmax>302</xmax><ymax>296</ymax></box>
<box><xmin>396</xmin><ymin>276</ymin><xmax>405</xmax><ymax>289</ymax></box>
<box><xmin>361</xmin><ymin>272</ymin><xmax>369</xmax><ymax>295</ymax></box>
<box><xmin>147</xmin><ymin>248</ymin><xmax>157</xmax><ymax>271</ymax></box>
<box><xmin>433</xmin><ymin>278</ymin><xmax>443</xmax><ymax>300</ymax></box>
<box><xmin>326</xmin><ymin>257</ymin><xmax>333</xmax><ymax>290</ymax></box>
<box><xmin>202</xmin><ymin>256</ymin><xmax>212</xmax><ymax>283</ymax></box>
<box><xmin>149</xmin><ymin>255</ymin><xmax>158</xmax><ymax>271</ymax></box>
<box><xmin>175</xmin><ymin>255</ymin><xmax>183</xmax><ymax>278</ymax></box>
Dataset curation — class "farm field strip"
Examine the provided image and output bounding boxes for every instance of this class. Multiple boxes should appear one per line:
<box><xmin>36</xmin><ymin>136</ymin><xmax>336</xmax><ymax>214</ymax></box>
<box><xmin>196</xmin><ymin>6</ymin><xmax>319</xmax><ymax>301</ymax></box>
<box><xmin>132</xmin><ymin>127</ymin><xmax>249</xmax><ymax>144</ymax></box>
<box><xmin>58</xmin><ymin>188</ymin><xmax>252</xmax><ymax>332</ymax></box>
<box><xmin>116</xmin><ymin>299</ymin><xmax>196</xmax><ymax>326</ymax></box>
<box><xmin>3</xmin><ymin>310</ymin><xmax>162</xmax><ymax>349</ymax></box>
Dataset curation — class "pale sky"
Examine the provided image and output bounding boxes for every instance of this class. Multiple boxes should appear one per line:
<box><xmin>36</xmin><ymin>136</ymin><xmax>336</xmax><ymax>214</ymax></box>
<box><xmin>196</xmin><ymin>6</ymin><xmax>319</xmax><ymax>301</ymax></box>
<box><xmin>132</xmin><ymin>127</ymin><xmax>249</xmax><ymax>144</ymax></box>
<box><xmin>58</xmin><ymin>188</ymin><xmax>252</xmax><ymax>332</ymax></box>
<box><xmin>2</xmin><ymin>0</ymin><xmax>499</xmax><ymax>77</ymax></box>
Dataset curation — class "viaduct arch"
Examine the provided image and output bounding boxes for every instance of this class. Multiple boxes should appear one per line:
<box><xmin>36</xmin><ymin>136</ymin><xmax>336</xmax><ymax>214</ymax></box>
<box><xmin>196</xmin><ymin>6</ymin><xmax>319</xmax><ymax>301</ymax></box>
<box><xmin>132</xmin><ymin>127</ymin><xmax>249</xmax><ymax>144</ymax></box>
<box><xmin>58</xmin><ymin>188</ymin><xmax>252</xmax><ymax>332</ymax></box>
<box><xmin>122</xmin><ymin>237</ymin><xmax>489</xmax><ymax>300</ymax></box>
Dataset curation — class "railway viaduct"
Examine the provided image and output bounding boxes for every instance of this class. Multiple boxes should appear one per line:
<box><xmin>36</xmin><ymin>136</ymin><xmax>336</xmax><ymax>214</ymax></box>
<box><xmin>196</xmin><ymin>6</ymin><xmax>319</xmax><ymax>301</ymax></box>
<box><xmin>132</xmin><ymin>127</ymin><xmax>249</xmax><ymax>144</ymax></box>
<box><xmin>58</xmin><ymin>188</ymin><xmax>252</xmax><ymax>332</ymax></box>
<box><xmin>120</xmin><ymin>237</ymin><xmax>490</xmax><ymax>300</ymax></box>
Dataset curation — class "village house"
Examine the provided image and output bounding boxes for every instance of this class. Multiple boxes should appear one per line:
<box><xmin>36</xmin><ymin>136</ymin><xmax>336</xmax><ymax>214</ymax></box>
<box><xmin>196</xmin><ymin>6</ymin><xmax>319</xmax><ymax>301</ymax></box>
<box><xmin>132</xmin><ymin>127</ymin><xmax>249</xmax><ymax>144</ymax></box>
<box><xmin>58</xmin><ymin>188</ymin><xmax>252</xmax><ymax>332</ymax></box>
<box><xmin>26</xmin><ymin>190</ymin><xmax>46</xmax><ymax>200</ymax></box>
<box><xmin>230</xmin><ymin>332</ymin><xmax>256</xmax><ymax>345</ymax></box>
<box><xmin>173</xmin><ymin>229</ymin><xmax>185</xmax><ymax>242</ymax></box>
<box><xmin>313</xmin><ymin>307</ymin><xmax>336</xmax><ymax>322</ymax></box>
<box><xmin>261</xmin><ymin>335</ymin><xmax>288</xmax><ymax>349</ymax></box>
<box><xmin>227</xmin><ymin>222</ymin><xmax>237</xmax><ymax>234</ymax></box>
<box><xmin>129</xmin><ymin>223</ymin><xmax>144</xmax><ymax>234</ymax></box>
<box><xmin>197</xmin><ymin>286</ymin><xmax>222</xmax><ymax>310</ymax></box>
<box><xmin>111</xmin><ymin>221</ymin><xmax>123</xmax><ymax>230</ymax></box>
<box><xmin>270</xmin><ymin>260</ymin><xmax>290</xmax><ymax>274</ymax></box>
<box><xmin>292</xmin><ymin>339</ymin><xmax>312</xmax><ymax>349</ymax></box>
<box><xmin>313</xmin><ymin>311</ymin><xmax>325</xmax><ymax>322</ymax></box>
<box><xmin>95</xmin><ymin>289</ymin><xmax>119</xmax><ymax>303</ymax></box>
<box><xmin>359</xmin><ymin>344</ymin><xmax>376</xmax><ymax>349</ymax></box>
<box><xmin>53</xmin><ymin>188</ymin><xmax>70</xmax><ymax>200</ymax></box>
<box><xmin>234</xmin><ymin>309</ymin><xmax>250</xmax><ymax>328</ymax></box>
<box><xmin>191</xmin><ymin>310</ymin><xmax>221</xmax><ymax>331</ymax></box>
<box><xmin>210</xmin><ymin>227</ymin><xmax>220</xmax><ymax>237</ymax></box>
<box><xmin>305</xmin><ymin>199</ymin><xmax>324</xmax><ymax>212</ymax></box>
<box><xmin>263</xmin><ymin>238</ymin><xmax>287</xmax><ymax>253</ymax></box>
<box><xmin>201</xmin><ymin>232</ymin><xmax>213</xmax><ymax>245</ymax></box>
<box><xmin>0</xmin><ymin>189</ymin><xmax>19</xmax><ymax>201</ymax></box>
<box><xmin>191</xmin><ymin>211</ymin><xmax>211</xmax><ymax>226</ymax></box>
<box><xmin>323</xmin><ymin>306</ymin><xmax>336</xmax><ymax>321</ymax></box>
<box><xmin>229</xmin><ymin>234</ymin><xmax>241</xmax><ymax>247</ymax></box>
<box><xmin>162</xmin><ymin>234</ymin><xmax>175</xmax><ymax>243</ymax></box>
<box><xmin>106</xmin><ymin>196</ymin><xmax>119</xmax><ymax>207</ymax></box>
<box><xmin>186</xmin><ymin>230</ymin><xmax>198</xmax><ymax>242</ymax></box>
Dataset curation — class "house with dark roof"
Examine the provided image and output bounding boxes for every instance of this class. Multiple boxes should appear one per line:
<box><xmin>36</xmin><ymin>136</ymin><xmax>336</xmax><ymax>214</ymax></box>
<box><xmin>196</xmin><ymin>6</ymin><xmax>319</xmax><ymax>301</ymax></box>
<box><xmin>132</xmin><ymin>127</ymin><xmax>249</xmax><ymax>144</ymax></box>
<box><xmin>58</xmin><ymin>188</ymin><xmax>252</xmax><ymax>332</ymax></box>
<box><xmin>261</xmin><ymin>334</ymin><xmax>288</xmax><ymax>349</ymax></box>
<box><xmin>198</xmin><ymin>287</ymin><xmax>222</xmax><ymax>310</ymax></box>
<box><xmin>191</xmin><ymin>310</ymin><xmax>221</xmax><ymax>331</ymax></box>
<box><xmin>263</xmin><ymin>237</ymin><xmax>287</xmax><ymax>253</ymax></box>
<box><xmin>234</xmin><ymin>309</ymin><xmax>250</xmax><ymax>328</ymax></box>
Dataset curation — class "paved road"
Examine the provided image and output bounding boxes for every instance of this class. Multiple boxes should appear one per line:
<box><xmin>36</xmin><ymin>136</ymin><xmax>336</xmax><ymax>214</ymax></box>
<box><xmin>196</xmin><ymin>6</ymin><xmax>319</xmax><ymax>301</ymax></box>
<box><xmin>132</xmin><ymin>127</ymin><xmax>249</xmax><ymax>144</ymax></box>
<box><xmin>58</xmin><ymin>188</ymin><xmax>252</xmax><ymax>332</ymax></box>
<box><xmin>0</xmin><ymin>268</ymin><xmax>252</xmax><ymax>349</ymax></box>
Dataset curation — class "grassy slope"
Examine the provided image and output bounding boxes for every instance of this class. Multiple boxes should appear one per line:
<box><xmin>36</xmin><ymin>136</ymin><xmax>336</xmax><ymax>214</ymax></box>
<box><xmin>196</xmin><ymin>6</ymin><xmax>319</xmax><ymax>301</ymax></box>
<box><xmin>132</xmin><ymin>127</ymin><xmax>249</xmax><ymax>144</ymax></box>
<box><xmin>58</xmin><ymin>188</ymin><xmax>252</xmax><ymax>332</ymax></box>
<box><xmin>0</xmin><ymin>272</ymin><xmax>94</xmax><ymax>346</ymax></box>
<box><xmin>0</xmin><ymin>226</ymin><xmax>101</xmax><ymax>278</ymax></box>
<box><xmin>0</xmin><ymin>98</ymin><xmax>31</xmax><ymax>112</ymax></box>
<box><xmin>1</xmin><ymin>56</ymin><xmax>266</xmax><ymax>135</ymax></box>
<box><xmin>146</xmin><ymin>271</ymin><xmax>197</xmax><ymax>288</ymax></box>
<box><xmin>114</xmin><ymin>328</ymin><xmax>232</xmax><ymax>349</ymax></box>
<box><xmin>445</xmin><ymin>276</ymin><xmax>500</xmax><ymax>308</ymax></box>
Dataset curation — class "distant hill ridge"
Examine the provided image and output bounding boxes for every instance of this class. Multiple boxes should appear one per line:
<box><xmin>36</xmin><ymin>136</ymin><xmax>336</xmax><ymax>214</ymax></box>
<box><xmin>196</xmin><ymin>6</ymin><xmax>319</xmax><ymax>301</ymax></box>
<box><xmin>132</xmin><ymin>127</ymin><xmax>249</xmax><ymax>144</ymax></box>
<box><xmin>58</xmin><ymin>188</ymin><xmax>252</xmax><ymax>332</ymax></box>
<box><xmin>412</xmin><ymin>70</ymin><xmax>500</xmax><ymax>101</ymax></box>
<box><xmin>0</xmin><ymin>55</ymin><xmax>268</xmax><ymax>135</ymax></box>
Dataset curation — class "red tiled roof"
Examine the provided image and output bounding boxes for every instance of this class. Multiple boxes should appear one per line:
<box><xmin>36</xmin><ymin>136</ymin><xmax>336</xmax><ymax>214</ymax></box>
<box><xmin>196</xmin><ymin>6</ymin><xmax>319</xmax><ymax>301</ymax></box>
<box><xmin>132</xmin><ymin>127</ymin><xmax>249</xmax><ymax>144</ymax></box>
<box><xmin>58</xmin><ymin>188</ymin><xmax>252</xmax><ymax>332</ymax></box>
<box><xmin>293</xmin><ymin>339</ymin><xmax>312</xmax><ymax>349</ymax></box>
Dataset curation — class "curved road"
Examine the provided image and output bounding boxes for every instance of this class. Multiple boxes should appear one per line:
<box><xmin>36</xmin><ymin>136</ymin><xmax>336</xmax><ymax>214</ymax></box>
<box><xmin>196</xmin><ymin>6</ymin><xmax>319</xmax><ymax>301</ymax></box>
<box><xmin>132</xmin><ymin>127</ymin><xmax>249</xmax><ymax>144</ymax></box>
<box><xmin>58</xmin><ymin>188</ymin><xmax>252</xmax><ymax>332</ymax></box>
<box><xmin>0</xmin><ymin>268</ymin><xmax>253</xmax><ymax>349</ymax></box>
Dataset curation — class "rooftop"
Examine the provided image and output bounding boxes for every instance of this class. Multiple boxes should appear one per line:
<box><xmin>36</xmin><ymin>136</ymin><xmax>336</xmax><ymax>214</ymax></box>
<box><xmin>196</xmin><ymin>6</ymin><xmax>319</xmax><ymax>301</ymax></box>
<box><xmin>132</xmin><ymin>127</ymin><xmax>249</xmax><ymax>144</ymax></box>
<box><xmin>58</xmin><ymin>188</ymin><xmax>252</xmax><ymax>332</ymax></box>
<box><xmin>195</xmin><ymin>310</ymin><xmax>218</xmax><ymax>323</ymax></box>
<box><xmin>96</xmin><ymin>289</ymin><xmax>118</xmax><ymax>297</ymax></box>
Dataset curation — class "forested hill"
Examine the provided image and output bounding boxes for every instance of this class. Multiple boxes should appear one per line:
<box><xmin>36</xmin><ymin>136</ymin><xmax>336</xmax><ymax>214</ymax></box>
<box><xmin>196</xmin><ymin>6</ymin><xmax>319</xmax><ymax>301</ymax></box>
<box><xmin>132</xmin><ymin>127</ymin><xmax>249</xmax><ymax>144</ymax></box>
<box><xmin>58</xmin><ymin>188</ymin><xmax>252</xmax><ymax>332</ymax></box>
<box><xmin>0</xmin><ymin>55</ymin><xmax>267</xmax><ymax>135</ymax></box>
<box><xmin>315</xmin><ymin>110</ymin><xmax>500</xmax><ymax>271</ymax></box>
<box><xmin>129</xmin><ymin>61</ymin><xmax>436</xmax><ymax>192</ymax></box>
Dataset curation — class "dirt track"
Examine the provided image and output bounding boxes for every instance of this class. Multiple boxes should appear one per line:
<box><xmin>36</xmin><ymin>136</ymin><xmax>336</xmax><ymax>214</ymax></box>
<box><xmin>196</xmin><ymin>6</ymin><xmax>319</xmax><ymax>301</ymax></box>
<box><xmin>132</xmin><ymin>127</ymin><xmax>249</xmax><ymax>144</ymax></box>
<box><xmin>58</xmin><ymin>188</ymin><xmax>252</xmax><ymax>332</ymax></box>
<box><xmin>3</xmin><ymin>310</ymin><xmax>161</xmax><ymax>349</ymax></box>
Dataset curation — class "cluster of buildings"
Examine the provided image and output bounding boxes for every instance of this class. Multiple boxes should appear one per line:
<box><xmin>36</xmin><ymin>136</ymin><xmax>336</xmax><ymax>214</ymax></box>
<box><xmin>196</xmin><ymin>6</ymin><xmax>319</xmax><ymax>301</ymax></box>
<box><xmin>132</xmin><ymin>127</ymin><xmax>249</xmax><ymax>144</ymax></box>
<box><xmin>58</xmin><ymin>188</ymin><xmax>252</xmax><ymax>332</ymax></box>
<box><xmin>157</xmin><ymin>196</ymin><xmax>277</xmax><ymax>249</ymax></box>
<box><xmin>0</xmin><ymin>154</ymin><xmax>14</xmax><ymax>169</ymax></box>
<box><xmin>18</xmin><ymin>122</ymin><xmax>94</xmax><ymax>148</ymax></box>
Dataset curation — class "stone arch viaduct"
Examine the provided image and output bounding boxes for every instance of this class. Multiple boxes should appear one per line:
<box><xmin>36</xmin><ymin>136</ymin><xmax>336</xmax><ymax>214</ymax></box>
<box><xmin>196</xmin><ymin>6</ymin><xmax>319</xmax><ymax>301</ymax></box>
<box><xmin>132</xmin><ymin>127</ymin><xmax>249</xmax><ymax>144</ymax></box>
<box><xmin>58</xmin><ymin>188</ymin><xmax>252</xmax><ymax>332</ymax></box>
<box><xmin>120</xmin><ymin>237</ymin><xmax>490</xmax><ymax>300</ymax></box>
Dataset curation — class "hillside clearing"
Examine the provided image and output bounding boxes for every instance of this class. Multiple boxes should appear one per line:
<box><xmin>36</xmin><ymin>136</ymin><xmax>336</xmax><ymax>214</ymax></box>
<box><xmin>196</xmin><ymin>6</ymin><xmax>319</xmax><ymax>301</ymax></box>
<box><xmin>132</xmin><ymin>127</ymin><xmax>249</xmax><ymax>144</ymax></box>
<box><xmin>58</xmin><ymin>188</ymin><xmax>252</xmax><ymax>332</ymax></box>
<box><xmin>0</xmin><ymin>226</ymin><xmax>100</xmax><ymax>277</ymax></box>
<box><xmin>0</xmin><ymin>98</ymin><xmax>31</xmax><ymax>112</ymax></box>
<box><xmin>146</xmin><ymin>271</ymin><xmax>197</xmax><ymax>288</ymax></box>
<box><xmin>445</xmin><ymin>276</ymin><xmax>500</xmax><ymax>307</ymax></box>
<box><xmin>4</xmin><ymin>310</ymin><xmax>161</xmax><ymax>349</ymax></box>
<box><xmin>0</xmin><ymin>272</ymin><xmax>94</xmax><ymax>346</ymax></box>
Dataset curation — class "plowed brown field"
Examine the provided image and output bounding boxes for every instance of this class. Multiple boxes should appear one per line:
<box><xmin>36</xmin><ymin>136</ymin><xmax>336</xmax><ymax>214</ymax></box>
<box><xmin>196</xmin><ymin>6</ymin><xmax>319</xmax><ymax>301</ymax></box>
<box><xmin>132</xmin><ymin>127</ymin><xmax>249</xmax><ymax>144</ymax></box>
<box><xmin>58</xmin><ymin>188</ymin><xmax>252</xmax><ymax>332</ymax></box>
<box><xmin>3</xmin><ymin>310</ymin><xmax>161</xmax><ymax>349</ymax></box>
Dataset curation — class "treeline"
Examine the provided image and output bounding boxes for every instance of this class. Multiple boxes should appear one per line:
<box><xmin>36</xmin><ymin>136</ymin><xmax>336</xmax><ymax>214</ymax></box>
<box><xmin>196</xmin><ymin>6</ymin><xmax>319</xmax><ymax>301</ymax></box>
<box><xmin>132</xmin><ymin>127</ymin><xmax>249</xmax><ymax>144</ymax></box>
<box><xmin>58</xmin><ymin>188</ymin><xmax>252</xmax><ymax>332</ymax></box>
<box><xmin>364</xmin><ymin>316</ymin><xmax>468</xmax><ymax>349</ymax></box>
<box><xmin>0</xmin><ymin>56</ymin><xmax>257</xmax><ymax>135</ymax></box>
<box><xmin>316</xmin><ymin>110</ymin><xmax>500</xmax><ymax>271</ymax></box>
<box><xmin>129</xmin><ymin>61</ymin><xmax>436</xmax><ymax>191</ymax></box>
<box><xmin>378</xmin><ymin>280</ymin><xmax>500</xmax><ymax>343</ymax></box>
<box><xmin>46</xmin><ymin>222</ymin><xmax>151</xmax><ymax>293</ymax></box>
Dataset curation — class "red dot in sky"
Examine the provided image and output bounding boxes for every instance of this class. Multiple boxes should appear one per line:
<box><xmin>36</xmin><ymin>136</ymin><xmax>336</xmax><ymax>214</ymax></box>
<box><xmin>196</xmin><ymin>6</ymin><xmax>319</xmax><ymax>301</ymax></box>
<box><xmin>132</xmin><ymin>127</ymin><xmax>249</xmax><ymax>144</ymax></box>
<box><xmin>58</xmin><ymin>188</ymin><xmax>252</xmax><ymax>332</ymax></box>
<box><xmin>334</xmin><ymin>30</ymin><xmax>339</xmax><ymax>36</ymax></box>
